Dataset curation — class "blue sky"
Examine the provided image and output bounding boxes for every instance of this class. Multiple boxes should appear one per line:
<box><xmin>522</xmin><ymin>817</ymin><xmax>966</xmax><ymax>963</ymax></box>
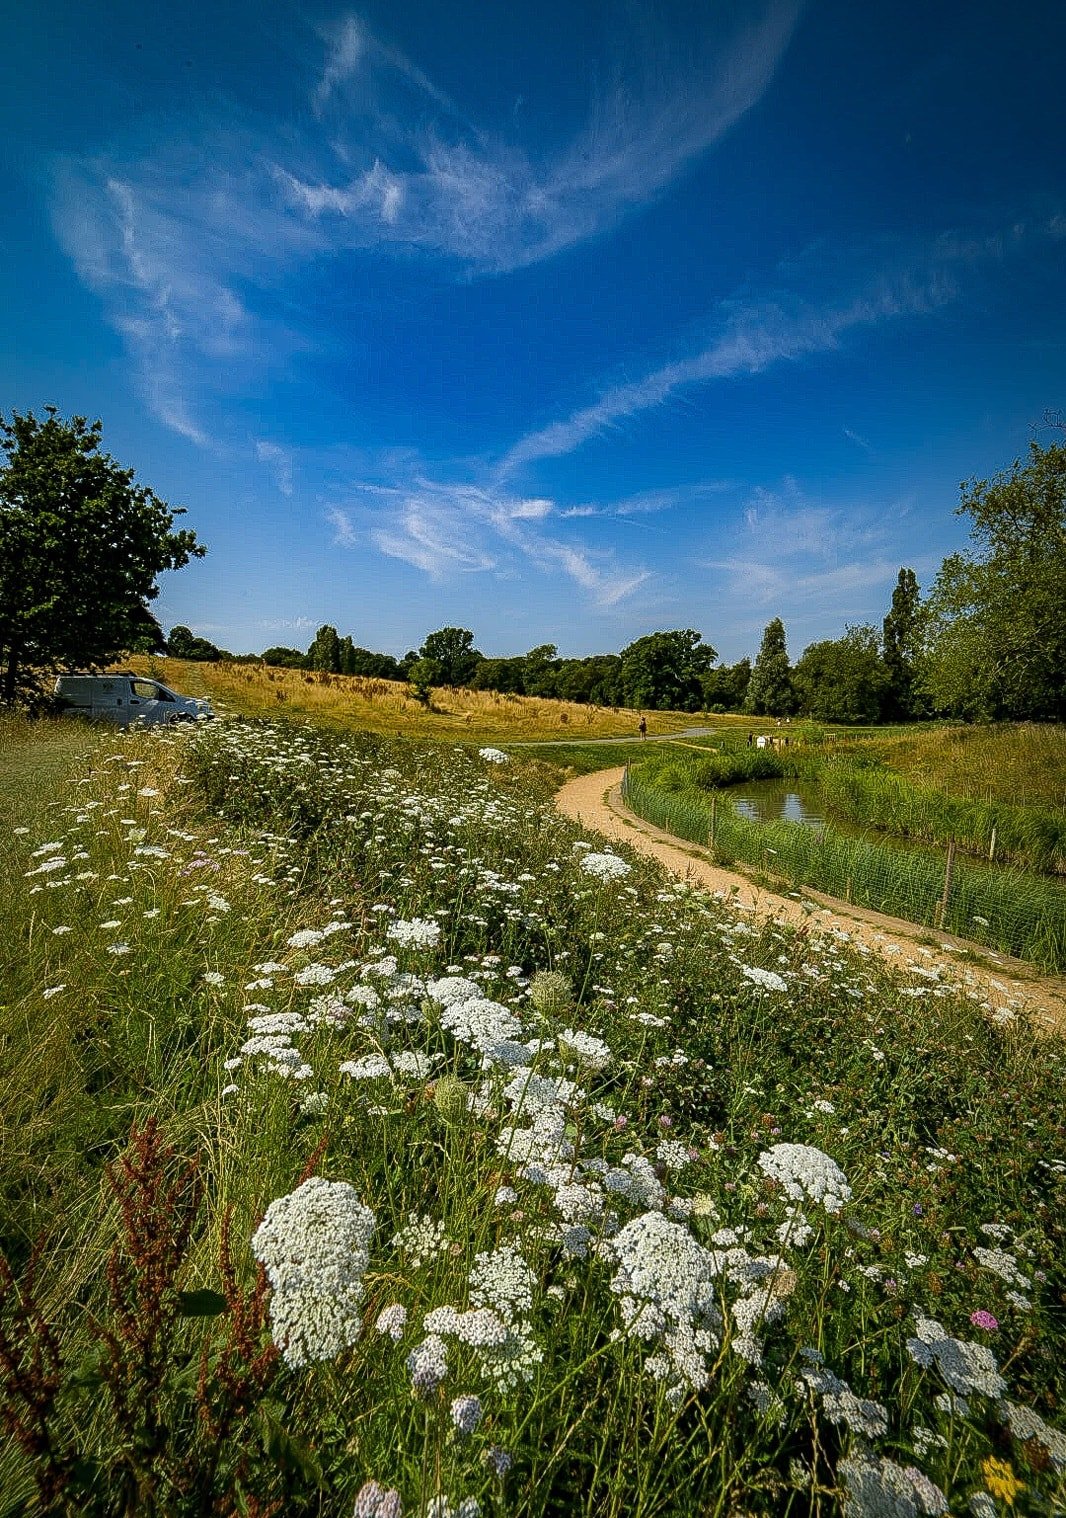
<box><xmin>3</xmin><ymin>0</ymin><xmax>1064</xmax><ymax>661</ymax></box>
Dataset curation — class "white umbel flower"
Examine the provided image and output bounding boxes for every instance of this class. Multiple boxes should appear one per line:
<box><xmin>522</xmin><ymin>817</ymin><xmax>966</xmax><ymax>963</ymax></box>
<box><xmin>906</xmin><ymin>1316</ymin><xmax>1006</xmax><ymax>1399</ymax></box>
<box><xmin>252</xmin><ymin>1177</ymin><xmax>375</xmax><ymax>1368</ymax></box>
<box><xmin>579</xmin><ymin>851</ymin><xmax>631</xmax><ymax>881</ymax></box>
<box><xmin>607</xmin><ymin>1211</ymin><xmax>721</xmax><ymax>1393</ymax></box>
<box><xmin>758</xmin><ymin>1143</ymin><xmax>852</xmax><ymax>1214</ymax></box>
<box><xmin>387</xmin><ymin>917</ymin><xmax>442</xmax><ymax>950</ymax></box>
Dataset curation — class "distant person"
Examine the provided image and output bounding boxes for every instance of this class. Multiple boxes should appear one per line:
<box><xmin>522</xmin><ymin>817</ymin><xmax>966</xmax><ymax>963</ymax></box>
<box><xmin>747</xmin><ymin>731</ymin><xmax>753</xmax><ymax>747</ymax></box>
<box><xmin>638</xmin><ymin>715</ymin><xmax>647</xmax><ymax>740</ymax></box>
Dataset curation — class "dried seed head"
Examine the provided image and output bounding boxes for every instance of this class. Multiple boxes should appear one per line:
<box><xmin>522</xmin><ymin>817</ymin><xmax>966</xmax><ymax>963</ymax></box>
<box><xmin>433</xmin><ymin>1077</ymin><xmax>469</xmax><ymax>1125</ymax></box>
<box><xmin>529</xmin><ymin>970</ymin><xmax>573</xmax><ymax>1018</ymax></box>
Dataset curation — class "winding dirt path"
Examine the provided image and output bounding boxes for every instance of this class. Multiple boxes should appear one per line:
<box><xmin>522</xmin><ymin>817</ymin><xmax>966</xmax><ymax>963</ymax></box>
<box><xmin>555</xmin><ymin>767</ymin><xmax>1066</xmax><ymax>1036</ymax></box>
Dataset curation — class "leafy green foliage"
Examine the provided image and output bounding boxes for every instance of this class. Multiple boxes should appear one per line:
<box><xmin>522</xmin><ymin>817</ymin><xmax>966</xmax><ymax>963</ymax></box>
<box><xmin>418</xmin><ymin>627</ymin><xmax>482</xmax><ymax>688</ymax></box>
<box><xmin>793</xmin><ymin>625</ymin><xmax>890</xmax><ymax>724</ymax></box>
<box><xmin>881</xmin><ymin>568</ymin><xmax>925</xmax><ymax>719</ymax></box>
<box><xmin>308</xmin><ymin>623</ymin><xmax>343</xmax><ymax>673</ymax></box>
<box><xmin>617</xmin><ymin>630</ymin><xmax>717</xmax><ymax>711</ymax></box>
<box><xmin>0</xmin><ymin>409</ymin><xmax>204</xmax><ymax>707</ymax></box>
<box><xmin>744</xmin><ymin>618</ymin><xmax>796</xmax><ymax>716</ymax></box>
<box><xmin>923</xmin><ymin>442</ymin><xmax>1066</xmax><ymax>720</ymax></box>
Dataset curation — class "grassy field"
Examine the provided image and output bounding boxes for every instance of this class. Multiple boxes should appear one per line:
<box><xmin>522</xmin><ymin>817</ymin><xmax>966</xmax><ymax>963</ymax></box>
<box><xmin>857</xmin><ymin>724</ymin><xmax>1066</xmax><ymax>811</ymax></box>
<box><xmin>125</xmin><ymin>656</ymin><xmax>704</xmax><ymax>743</ymax></box>
<box><xmin>2</xmin><ymin>713</ymin><xmax>1065</xmax><ymax>1516</ymax></box>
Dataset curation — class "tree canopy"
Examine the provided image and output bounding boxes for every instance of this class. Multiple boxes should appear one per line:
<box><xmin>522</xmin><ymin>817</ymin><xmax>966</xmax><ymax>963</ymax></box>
<box><xmin>617</xmin><ymin>630</ymin><xmax>716</xmax><ymax>711</ymax></box>
<box><xmin>0</xmin><ymin>409</ymin><xmax>204</xmax><ymax>706</ymax></box>
<box><xmin>881</xmin><ymin>568</ymin><xmax>924</xmax><ymax>720</ymax></box>
<box><xmin>793</xmin><ymin>625</ymin><xmax>889</xmax><ymax>724</ymax></box>
<box><xmin>744</xmin><ymin>618</ymin><xmax>795</xmax><ymax>716</ymax></box>
<box><xmin>418</xmin><ymin>627</ymin><xmax>482</xmax><ymax>688</ymax></box>
<box><xmin>923</xmin><ymin>442</ymin><xmax>1066</xmax><ymax>720</ymax></box>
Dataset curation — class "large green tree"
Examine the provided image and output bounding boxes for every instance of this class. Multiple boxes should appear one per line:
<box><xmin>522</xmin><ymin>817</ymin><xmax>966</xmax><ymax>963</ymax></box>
<box><xmin>793</xmin><ymin>625</ymin><xmax>889</xmax><ymax>724</ymax></box>
<box><xmin>701</xmin><ymin>657</ymin><xmax>751</xmax><ymax>712</ymax></box>
<box><xmin>618</xmin><ymin>629</ymin><xmax>716</xmax><ymax>711</ymax></box>
<box><xmin>307</xmin><ymin>624</ymin><xmax>342</xmax><ymax>673</ymax></box>
<box><xmin>0</xmin><ymin>408</ymin><xmax>204</xmax><ymax>707</ymax></box>
<box><xmin>419</xmin><ymin>627</ymin><xmax>482</xmax><ymax>688</ymax></box>
<box><xmin>923</xmin><ymin>442</ymin><xmax>1066</xmax><ymax>720</ymax></box>
<box><xmin>744</xmin><ymin>618</ymin><xmax>795</xmax><ymax>716</ymax></box>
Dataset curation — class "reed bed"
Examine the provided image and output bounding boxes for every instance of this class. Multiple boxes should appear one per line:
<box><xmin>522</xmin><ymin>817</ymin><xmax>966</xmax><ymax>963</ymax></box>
<box><xmin>816</xmin><ymin>759</ymin><xmax>1066</xmax><ymax>875</ymax></box>
<box><xmin>623</xmin><ymin>766</ymin><xmax>1066</xmax><ymax>974</ymax></box>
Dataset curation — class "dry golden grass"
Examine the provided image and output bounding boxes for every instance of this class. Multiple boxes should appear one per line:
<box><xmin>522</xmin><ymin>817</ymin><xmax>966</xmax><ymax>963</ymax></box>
<box><xmin>125</xmin><ymin>656</ymin><xmax>704</xmax><ymax>742</ymax></box>
<box><xmin>863</xmin><ymin>723</ymin><xmax>1066</xmax><ymax>809</ymax></box>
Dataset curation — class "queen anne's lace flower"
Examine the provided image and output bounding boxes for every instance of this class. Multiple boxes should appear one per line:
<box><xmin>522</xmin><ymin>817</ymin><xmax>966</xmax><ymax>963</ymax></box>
<box><xmin>251</xmin><ymin>1177</ymin><xmax>375</xmax><ymax>1368</ymax></box>
<box><xmin>478</xmin><ymin>748</ymin><xmax>508</xmax><ymax>764</ymax></box>
<box><xmin>439</xmin><ymin>996</ymin><xmax>525</xmax><ymax>1058</ymax></box>
<box><xmin>557</xmin><ymin>1028</ymin><xmax>612</xmax><ymax>1071</ymax></box>
<box><xmin>450</xmin><ymin>1395</ymin><xmax>484</xmax><ymax>1433</ymax></box>
<box><xmin>375</xmin><ymin>1304</ymin><xmax>408</xmax><ymax>1340</ymax></box>
<box><xmin>999</xmin><ymin>1400</ymin><xmax>1066</xmax><ymax>1471</ymax></box>
<box><xmin>758</xmin><ymin>1143</ymin><xmax>852</xmax><ymax>1214</ymax></box>
<box><xmin>839</xmin><ymin>1450</ymin><xmax>948</xmax><ymax>1517</ymax></box>
<box><xmin>408</xmin><ymin>1334</ymin><xmax>449</xmax><ymax>1391</ymax></box>
<box><xmin>607</xmin><ymin>1211</ymin><xmax>722</xmax><ymax>1394</ymax></box>
<box><xmin>387</xmin><ymin>917</ymin><xmax>442</xmax><ymax>950</ymax></box>
<box><xmin>799</xmin><ymin>1360</ymin><xmax>889</xmax><ymax>1438</ymax></box>
<box><xmin>341</xmin><ymin>1054</ymin><xmax>393</xmax><ymax>1081</ymax></box>
<box><xmin>906</xmin><ymin>1316</ymin><xmax>1006</xmax><ymax>1399</ymax></box>
<box><xmin>579</xmin><ymin>851</ymin><xmax>631</xmax><ymax>882</ymax></box>
<box><xmin>392</xmin><ymin>1214</ymin><xmax>449</xmax><ymax>1267</ymax></box>
<box><xmin>353</xmin><ymin>1481</ymin><xmax>403</xmax><ymax>1518</ymax></box>
<box><xmin>741</xmin><ymin>965</ymin><xmax>788</xmax><ymax>993</ymax></box>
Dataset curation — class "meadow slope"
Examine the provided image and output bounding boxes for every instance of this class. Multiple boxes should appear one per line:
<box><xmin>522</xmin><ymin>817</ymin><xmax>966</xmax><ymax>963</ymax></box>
<box><xmin>1</xmin><ymin>715</ymin><xmax>1064</xmax><ymax>1516</ymax></box>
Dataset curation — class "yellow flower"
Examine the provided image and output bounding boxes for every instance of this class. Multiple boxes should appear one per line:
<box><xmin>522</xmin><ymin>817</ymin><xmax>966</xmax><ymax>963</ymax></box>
<box><xmin>982</xmin><ymin>1455</ymin><xmax>1025</xmax><ymax>1504</ymax></box>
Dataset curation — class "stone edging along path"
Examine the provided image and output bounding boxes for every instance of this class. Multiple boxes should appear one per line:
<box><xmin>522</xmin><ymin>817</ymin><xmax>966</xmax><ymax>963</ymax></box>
<box><xmin>554</xmin><ymin>766</ymin><xmax>1066</xmax><ymax>1037</ymax></box>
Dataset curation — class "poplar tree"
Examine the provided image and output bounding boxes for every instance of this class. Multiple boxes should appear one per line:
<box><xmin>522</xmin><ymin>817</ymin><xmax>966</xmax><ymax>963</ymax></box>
<box><xmin>744</xmin><ymin>617</ymin><xmax>795</xmax><ymax>716</ymax></box>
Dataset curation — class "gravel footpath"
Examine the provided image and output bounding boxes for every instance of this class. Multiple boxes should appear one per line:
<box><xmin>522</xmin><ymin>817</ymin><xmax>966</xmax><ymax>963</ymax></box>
<box><xmin>555</xmin><ymin>766</ymin><xmax>1066</xmax><ymax>1036</ymax></box>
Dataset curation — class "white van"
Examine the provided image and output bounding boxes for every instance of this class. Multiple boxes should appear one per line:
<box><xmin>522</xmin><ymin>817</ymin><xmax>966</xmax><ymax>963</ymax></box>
<box><xmin>54</xmin><ymin>673</ymin><xmax>213</xmax><ymax>727</ymax></box>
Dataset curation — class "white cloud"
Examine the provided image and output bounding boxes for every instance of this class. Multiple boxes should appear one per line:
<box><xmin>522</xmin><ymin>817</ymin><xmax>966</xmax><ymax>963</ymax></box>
<box><xmin>326</xmin><ymin>507</ymin><xmax>358</xmax><ymax>546</ymax></box>
<box><xmin>281</xmin><ymin>3</ymin><xmax>801</xmax><ymax>272</ymax></box>
<box><xmin>259</xmin><ymin>615</ymin><xmax>316</xmax><ymax>632</ymax></box>
<box><xmin>499</xmin><ymin>275</ymin><xmax>955</xmax><ymax>474</ymax></box>
<box><xmin>352</xmin><ymin>475</ymin><xmax>650</xmax><ymax>606</ymax></box>
<box><xmin>256</xmin><ymin>439</ymin><xmax>294</xmax><ymax>495</ymax></box>
<box><xmin>315</xmin><ymin>15</ymin><xmax>367</xmax><ymax>111</ymax></box>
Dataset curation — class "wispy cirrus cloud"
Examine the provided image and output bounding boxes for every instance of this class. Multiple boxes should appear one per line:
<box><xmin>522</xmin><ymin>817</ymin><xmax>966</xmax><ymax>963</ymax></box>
<box><xmin>283</xmin><ymin>3</ymin><xmax>802</xmax><ymax>272</ymax></box>
<box><xmin>326</xmin><ymin>506</ymin><xmax>358</xmax><ymax>547</ymax></box>
<box><xmin>51</xmin><ymin>4</ymin><xmax>799</xmax><ymax>443</ymax></box>
<box><xmin>499</xmin><ymin>273</ymin><xmax>955</xmax><ymax>474</ymax></box>
<box><xmin>256</xmin><ymin>440</ymin><xmax>295</xmax><ymax>495</ymax></box>
<box><xmin>698</xmin><ymin>479</ymin><xmax>942</xmax><ymax>647</ymax></box>
<box><xmin>342</xmin><ymin>476</ymin><xmax>651</xmax><ymax>607</ymax></box>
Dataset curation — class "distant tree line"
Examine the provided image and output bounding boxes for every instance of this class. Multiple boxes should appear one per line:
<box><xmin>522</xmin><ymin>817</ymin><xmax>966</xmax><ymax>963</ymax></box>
<box><xmin>165</xmin><ymin>438</ymin><xmax>1066</xmax><ymax>724</ymax></box>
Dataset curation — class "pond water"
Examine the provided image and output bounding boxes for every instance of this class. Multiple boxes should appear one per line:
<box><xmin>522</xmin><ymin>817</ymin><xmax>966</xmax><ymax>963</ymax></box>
<box><xmin>727</xmin><ymin>779</ymin><xmax>827</xmax><ymax>829</ymax></box>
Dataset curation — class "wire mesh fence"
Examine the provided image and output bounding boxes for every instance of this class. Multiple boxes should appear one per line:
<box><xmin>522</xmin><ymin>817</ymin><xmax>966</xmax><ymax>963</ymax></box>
<box><xmin>621</xmin><ymin>766</ymin><xmax>1066</xmax><ymax>975</ymax></box>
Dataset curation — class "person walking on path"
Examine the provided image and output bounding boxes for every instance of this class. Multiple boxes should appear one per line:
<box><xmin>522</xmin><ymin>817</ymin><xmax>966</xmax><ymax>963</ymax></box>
<box><xmin>638</xmin><ymin>715</ymin><xmax>647</xmax><ymax>740</ymax></box>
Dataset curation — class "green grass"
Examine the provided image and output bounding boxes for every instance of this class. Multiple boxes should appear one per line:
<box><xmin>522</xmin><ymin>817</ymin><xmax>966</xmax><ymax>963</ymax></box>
<box><xmin>1</xmin><ymin>717</ymin><xmax>1065</xmax><ymax>1516</ymax></box>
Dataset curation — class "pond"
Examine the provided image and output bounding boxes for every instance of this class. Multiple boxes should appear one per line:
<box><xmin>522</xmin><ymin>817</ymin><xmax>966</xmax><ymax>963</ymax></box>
<box><xmin>727</xmin><ymin>779</ymin><xmax>827</xmax><ymax>829</ymax></box>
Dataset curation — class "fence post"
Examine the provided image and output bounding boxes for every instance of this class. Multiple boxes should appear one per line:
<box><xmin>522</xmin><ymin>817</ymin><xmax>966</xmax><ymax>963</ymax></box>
<box><xmin>937</xmin><ymin>839</ymin><xmax>956</xmax><ymax>929</ymax></box>
<box><xmin>622</xmin><ymin>763</ymin><xmax>629</xmax><ymax>801</ymax></box>
<box><xmin>709</xmin><ymin>794</ymin><xmax>717</xmax><ymax>856</ymax></box>
<box><xmin>989</xmin><ymin>826</ymin><xmax>996</xmax><ymax>863</ymax></box>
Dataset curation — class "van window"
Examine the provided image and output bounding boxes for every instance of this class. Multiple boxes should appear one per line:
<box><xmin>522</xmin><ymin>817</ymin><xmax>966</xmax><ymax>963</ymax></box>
<box><xmin>132</xmin><ymin>680</ymin><xmax>173</xmax><ymax>700</ymax></box>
